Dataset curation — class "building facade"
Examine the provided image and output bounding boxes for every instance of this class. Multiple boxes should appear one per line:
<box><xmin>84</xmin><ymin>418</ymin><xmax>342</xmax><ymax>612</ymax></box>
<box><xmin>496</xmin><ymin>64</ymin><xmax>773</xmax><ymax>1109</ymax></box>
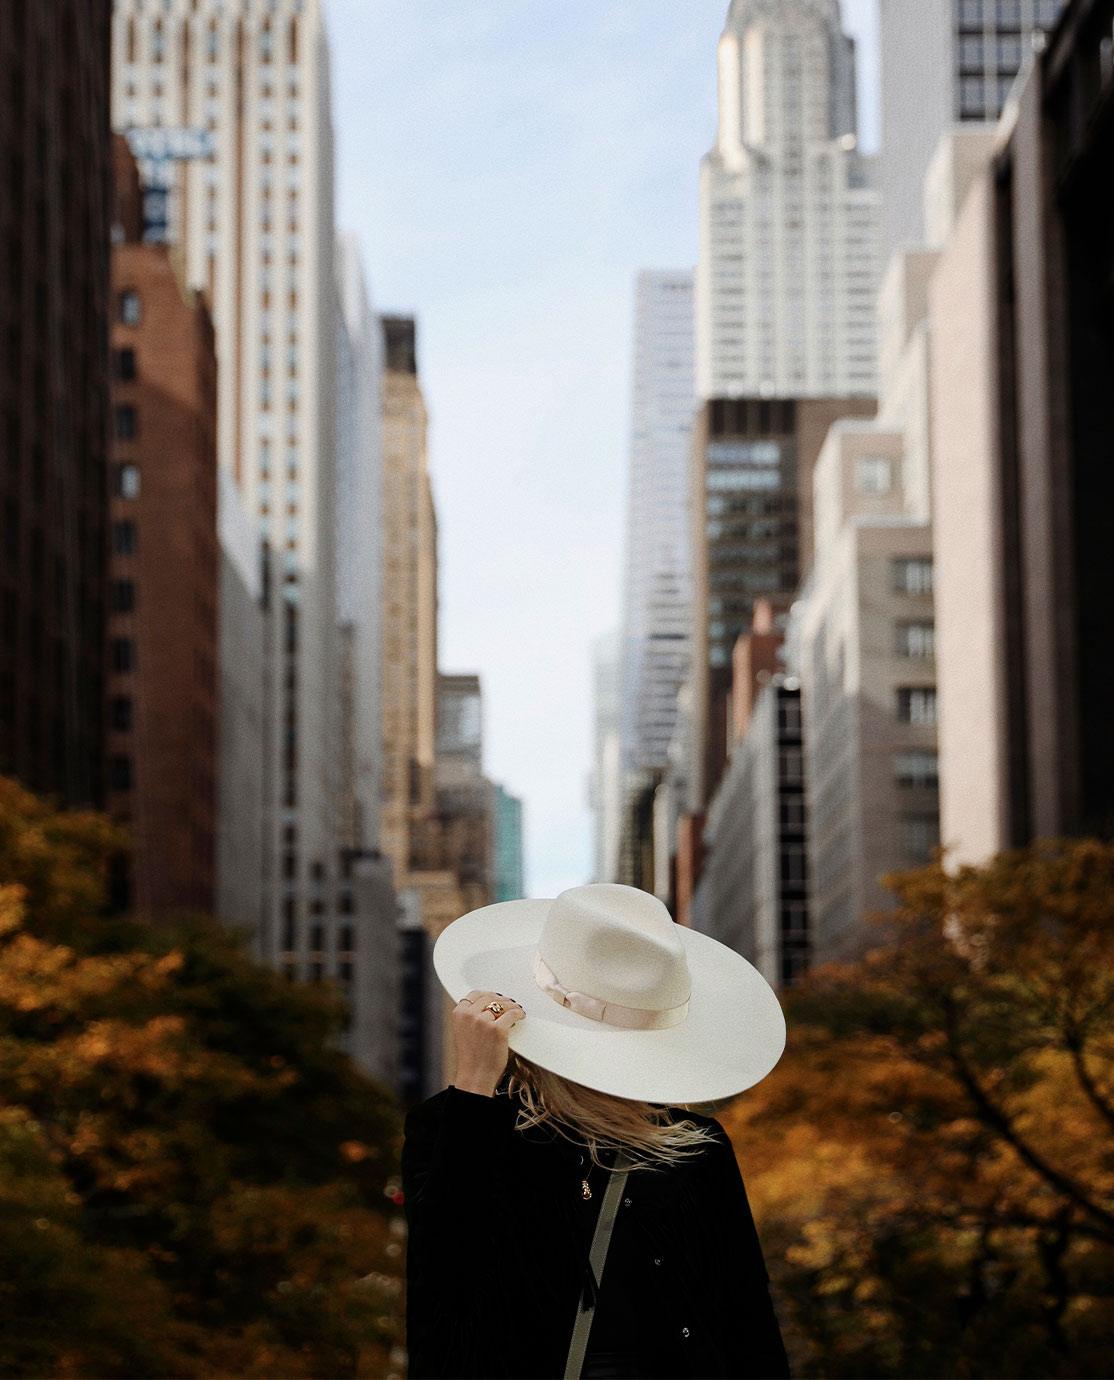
<box><xmin>216</xmin><ymin>465</ymin><xmax>267</xmax><ymax>940</ymax></box>
<box><xmin>617</xmin><ymin>271</ymin><xmax>696</xmax><ymax>882</ymax></box>
<box><xmin>791</xmin><ymin>427</ymin><xmax>938</xmax><ymax>962</ymax></box>
<box><xmin>695</xmin><ymin>678</ymin><xmax>808</xmax><ymax>987</ymax></box>
<box><xmin>491</xmin><ymin>783</ymin><xmax>525</xmax><ymax>903</ymax></box>
<box><xmin>112</xmin><ymin>0</ymin><xmax>343</xmax><ymax>948</ymax></box>
<box><xmin>0</xmin><ymin>0</ymin><xmax>112</xmax><ymax>808</ymax></box>
<box><xmin>335</xmin><ymin>232</ymin><xmax>384</xmax><ymax>854</ymax></box>
<box><xmin>588</xmin><ymin>630</ymin><xmax>624</xmax><ymax>884</ymax></box>
<box><xmin>108</xmin><ymin>205</ymin><xmax>219</xmax><ymax>919</ymax></box>
<box><xmin>690</xmin><ymin>395</ymin><xmax>875</xmax><ymax>811</ymax></box>
<box><xmin>878</xmin><ymin>0</ymin><xmax>1065</xmax><ymax>259</ymax></box>
<box><xmin>379</xmin><ymin>316</ymin><xmax>439</xmax><ymax>889</ymax></box>
<box><xmin>932</xmin><ymin>0</ymin><xmax>1114</xmax><ymax>859</ymax></box>
<box><xmin>696</xmin><ymin>0</ymin><xmax>879</xmax><ymax>399</ymax></box>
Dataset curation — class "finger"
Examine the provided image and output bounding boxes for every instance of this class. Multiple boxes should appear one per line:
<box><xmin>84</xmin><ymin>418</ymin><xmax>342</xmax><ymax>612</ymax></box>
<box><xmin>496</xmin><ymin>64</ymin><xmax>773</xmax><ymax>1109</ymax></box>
<box><xmin>492</xmin><ymin>1004</ymin><xmax>525</xmax><ymax>1026</ymax></box>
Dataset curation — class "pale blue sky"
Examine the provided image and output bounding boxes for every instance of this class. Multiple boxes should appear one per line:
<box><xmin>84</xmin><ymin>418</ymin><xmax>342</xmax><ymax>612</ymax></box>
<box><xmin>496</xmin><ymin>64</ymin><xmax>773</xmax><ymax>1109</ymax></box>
<box><xmin>329</xmin><ymin>0</ymin><xmax>880</xmax><ymax>898</ymax></box>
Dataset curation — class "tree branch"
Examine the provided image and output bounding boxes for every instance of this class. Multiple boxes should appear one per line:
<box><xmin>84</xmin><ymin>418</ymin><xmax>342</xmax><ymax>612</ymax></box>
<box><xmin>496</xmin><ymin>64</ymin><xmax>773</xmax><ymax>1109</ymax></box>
<box><xmin>941</xmin><ymin>1001</ymin><xmax>1114</xmax><ymax>1238</ymax></box>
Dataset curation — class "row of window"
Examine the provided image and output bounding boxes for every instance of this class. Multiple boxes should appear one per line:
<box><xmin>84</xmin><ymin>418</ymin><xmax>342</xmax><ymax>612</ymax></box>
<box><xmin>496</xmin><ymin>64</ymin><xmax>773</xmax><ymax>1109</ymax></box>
<box><xmin>956</xmin><ymin>0</ymin><xmax>1060</xmax><ymax>29</ymax></box>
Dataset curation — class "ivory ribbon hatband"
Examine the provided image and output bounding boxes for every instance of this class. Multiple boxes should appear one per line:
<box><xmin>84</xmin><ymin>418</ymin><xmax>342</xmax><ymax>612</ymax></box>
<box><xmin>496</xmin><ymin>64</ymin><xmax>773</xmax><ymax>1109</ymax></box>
<box><xmin>532</xmin><ymin>952</ymin><xmax>689</xmax><ymax>1030</ymax></box>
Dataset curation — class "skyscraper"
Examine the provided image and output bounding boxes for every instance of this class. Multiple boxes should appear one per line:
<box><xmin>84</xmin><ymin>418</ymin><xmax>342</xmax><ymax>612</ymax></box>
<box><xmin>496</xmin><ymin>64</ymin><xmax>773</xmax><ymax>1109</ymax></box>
<box><xmin>696</xmin><ymin>0</ymin><xmax>879</xmax><ymax>400</ymax></box>
<box><xmin>588</xmin><ymin>631</ymin><xmax>623</xmax><ymax>884</ymax></box>
<box><xmin>879</xmin><ymin>0</ymin><xmax>1064</xmax><ymax>259</ymax></box>
<box><xmin>617</xmin><ymin>271</ymin><xmax>695</xmax><ymax>886</ymax></box>
<box><xmin>111</xmin><ymin>4</ymin><xmax>361</xmax><ymax>1023</ymax></box>
<box><xmin>335</xmin><ymin>233</ymin><xmax>383</xmax><ymax>855</ymax></box>
<box><xmin>1</xmin><ymin>0</ymin><xmax>112</xmax><ymax>808</ymax></box>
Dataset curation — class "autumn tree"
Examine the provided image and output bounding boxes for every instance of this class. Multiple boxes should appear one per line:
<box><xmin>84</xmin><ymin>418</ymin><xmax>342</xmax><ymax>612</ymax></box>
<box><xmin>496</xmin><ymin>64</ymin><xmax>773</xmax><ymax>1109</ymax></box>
<box><xmin>721</xmin><ymin>839</ymin><xmax>1114</xmax><ymax>1380</ymax></box>
<box><xmin>0</xmin><ymin>777</ymin><xmax>407</xmax><ymax>1377</ymax></box>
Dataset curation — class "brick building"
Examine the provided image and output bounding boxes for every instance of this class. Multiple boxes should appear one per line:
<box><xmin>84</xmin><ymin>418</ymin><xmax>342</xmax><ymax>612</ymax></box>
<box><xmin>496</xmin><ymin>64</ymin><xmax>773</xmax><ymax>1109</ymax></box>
<box><xmin>107</xmin><ymin>140</ymin><xmax>218</xmax><ymax>916</ymax></box>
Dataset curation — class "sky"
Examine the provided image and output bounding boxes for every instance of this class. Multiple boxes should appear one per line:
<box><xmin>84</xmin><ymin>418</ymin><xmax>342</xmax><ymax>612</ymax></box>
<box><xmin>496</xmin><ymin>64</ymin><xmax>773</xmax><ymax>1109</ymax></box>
<box><xmin>329</xmin><ymin>0</ymin><xmax>881</xmax><ymax>898</ymax></box>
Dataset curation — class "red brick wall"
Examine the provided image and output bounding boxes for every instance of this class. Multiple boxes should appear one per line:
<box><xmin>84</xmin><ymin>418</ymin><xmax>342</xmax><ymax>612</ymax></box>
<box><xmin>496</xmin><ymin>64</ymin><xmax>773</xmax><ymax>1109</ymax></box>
<box><xmin>108</xmin><ymin>242</ymin><xmax>218</xmax><ymax>918</ymax></box>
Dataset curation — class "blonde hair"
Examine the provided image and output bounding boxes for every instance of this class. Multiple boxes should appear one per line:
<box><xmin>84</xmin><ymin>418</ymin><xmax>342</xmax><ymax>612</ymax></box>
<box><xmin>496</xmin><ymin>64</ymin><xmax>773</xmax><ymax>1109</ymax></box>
<box><xmin>504</xmin><ymin>1051</ymin><xmax>729</xmax><ymax>1175</ymax></box>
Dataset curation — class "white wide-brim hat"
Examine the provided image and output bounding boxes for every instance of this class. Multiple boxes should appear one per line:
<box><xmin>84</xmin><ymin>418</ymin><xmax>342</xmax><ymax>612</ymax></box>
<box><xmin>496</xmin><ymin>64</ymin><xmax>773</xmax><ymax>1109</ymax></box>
<box><xmin>433</xmin><ymin>882</ymin><xmax>787</xmax><ymax>1105</ymax></box>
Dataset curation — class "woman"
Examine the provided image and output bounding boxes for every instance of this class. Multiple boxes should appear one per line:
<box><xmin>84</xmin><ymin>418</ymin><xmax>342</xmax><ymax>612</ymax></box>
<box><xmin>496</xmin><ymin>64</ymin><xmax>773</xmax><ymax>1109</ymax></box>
<box><xmin>401</xmin><ymin>883</ymin><xmax>791</xmax><ymax>1380</ymax></box>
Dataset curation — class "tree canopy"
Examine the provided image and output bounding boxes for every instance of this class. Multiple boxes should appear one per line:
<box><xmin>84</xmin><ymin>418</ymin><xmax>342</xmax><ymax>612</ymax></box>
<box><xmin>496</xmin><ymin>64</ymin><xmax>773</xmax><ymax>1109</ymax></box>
<box><xmin>722</xmin><ymin>840</ymin><xmax>1114</xmax><ymax>1379</ymax></box>
<box><xmin>0</xmin><ymin>777</ymin><xmax>406</xmax><ymax>1378</ymax></box>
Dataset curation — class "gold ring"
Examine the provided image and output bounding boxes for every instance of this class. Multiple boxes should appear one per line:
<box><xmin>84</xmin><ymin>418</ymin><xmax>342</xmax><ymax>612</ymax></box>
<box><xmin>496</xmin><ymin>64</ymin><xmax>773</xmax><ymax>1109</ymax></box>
<box><xmin>483</xmin><ymin>1001</ymin><xmax>505</xmax><ymax>1016</ymax></box>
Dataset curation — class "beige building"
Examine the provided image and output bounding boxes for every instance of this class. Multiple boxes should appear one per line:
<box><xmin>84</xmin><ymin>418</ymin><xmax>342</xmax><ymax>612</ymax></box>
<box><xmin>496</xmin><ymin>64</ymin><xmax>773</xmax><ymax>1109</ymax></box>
<box><xmin>378</xmin><ymin>318</ymin><xmax>474</xmax><ymax>1086</ymax></box>
<box><xmin>792</xmin><ymin>425</ymin><xmax>937</xmax><ymax>961</ymax></box>
<box><xmin>786</xmin><ymin>132</ymin><xmax>1001</xmax><ymax>961</ymax></box>
<box><xmin>932</xmin><ymin>2</ymin><xmax>1114</xmax><ymax>861</ymax></box>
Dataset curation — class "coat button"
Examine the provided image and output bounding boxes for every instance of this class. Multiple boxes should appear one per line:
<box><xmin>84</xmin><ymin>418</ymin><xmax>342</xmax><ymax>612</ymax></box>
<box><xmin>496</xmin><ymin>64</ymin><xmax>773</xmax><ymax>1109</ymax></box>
<box><xmin>681</xmin><ymin>1327</ymin><xmax>690</xmax><ymax>1338</ymax></box>
<box><xmin>653</xmin><ymin>1256</ymin><xmax>662</xmax><ymax>1266</ymax></box>
<box><xmin>623</xmin><ymin>1197</ymin><xmax>632</xmax><ymax>1207</ymax></box>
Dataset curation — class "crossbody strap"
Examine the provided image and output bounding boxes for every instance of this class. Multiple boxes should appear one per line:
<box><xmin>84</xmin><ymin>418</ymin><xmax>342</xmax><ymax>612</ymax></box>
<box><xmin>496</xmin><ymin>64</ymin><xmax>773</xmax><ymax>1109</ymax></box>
<box><xmin>563</xmin><ymin>1148</ymin><xmax>635</xmax><ymax>1380</ymax></box>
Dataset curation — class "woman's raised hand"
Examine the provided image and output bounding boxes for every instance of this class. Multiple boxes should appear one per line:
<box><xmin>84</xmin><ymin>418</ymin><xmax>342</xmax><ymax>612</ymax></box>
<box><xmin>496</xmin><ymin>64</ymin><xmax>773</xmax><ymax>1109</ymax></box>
<box><xmin>451</xmin><ymin>990</ymin><xmax>526</xmax><ymax>1097</ymax></box>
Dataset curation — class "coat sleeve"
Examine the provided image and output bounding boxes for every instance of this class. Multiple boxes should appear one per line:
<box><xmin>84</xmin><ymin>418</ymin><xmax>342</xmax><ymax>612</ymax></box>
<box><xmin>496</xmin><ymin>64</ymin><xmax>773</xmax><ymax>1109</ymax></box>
<box><xmin>401</xmin><ymin>1086</ymin><xmax>522</xmax><ymax>1380</ymax></box>
<box><xmin>704</xmin><ymin>1121</ymin><xmax>792</xmax><ymax>1380</ymax></box>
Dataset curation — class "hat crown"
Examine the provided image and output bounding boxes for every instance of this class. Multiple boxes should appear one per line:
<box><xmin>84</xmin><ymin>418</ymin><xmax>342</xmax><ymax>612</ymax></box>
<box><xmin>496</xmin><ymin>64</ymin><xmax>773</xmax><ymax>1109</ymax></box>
<box><xmin>537</xmin><ymin>883</ymin><xmax>691</xmax><ymax>1012</ymax></box>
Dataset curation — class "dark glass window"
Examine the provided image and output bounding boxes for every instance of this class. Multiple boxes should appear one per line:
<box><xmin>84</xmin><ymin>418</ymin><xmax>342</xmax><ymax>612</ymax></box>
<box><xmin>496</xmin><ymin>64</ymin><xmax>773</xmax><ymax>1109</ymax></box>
<box><xmin>111</xmin><ymin>579</ymin><xmax>135</xmax><ymax>613</ymax></box>
<box><xmin>112</xmin><ymin>520</ymin><xmax>137</xmax><ymax>555</ymax></box>
<box><xmin>116</xmin><ymin>347</ymin><xmax>137</xmax><ymax>380</ymax></box>
<box><xmin>110</xmin><ymin>637</ymin><xmax>134</xmax><ymax>672</ymax></box>
<box><xmin>114</xmin><ymin>405</ymin><xmax>138</xmax><ymax>440</ymax></box>
<box><xmin>109</xmin><ymin>754</ymin><xmax>132</xmax><ymax>790</ymax></box>
<box><xmin>109</xmin><ymin>695</ymin><xmax>132</xmax><ymax>731</ymax></box>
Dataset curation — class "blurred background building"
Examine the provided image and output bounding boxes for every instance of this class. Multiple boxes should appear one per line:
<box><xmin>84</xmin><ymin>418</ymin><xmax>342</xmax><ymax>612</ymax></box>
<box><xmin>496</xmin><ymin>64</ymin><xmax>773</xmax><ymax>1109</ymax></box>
<box><xmin>616</xmin><ymin>271</ymin><xmax>695</xmax><ymax>893</ymax></box>
<box><xmin>878</xmin><ymin>0</ymin><xmax>1065</xmax><ymax>258</ymax></box>
<box><xmin>697</xmin><ymin>0</ymin><xmax>880</xmax><ymax>400</ymax></box>
<box><xmin>0</xmin><ymin>0</ymin><xmax>112</xmax><ymax>810</ymax></box>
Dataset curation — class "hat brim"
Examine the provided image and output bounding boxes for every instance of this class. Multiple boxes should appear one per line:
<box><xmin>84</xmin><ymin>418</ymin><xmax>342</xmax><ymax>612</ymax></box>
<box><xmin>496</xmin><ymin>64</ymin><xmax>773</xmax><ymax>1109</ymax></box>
<box><xmin>433</xmin><ymin>898</ymin><xmax>787</xmax><ymax>1105</ymax></box>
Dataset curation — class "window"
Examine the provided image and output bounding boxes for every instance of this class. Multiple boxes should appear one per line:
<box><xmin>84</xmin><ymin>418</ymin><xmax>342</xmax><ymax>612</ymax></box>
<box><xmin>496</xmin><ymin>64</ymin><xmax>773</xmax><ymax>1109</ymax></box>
<box><xmin>111</xmin><ymin>579</ymin><xmax>135</xmax><ymax>614</ymax></box>
<box><xmin>339</xmin><ymin>961</ymin><xmax>353</xmax><ymax>984</ymax></box>
<box><xmin>959</xmin><ymin>0</ymin><xmax>983</xmax><ymax>24</ymax></box>
<box><xmin>781</xmin><ymin>844</ymin><xmax>807</xmax><ymax>885</ymax></box>
<box><xmin>310</xmin><ymin>922</ymin><xmax>324</xmax><ymax>952</ymax></box>
<box><xmin>339</xmin><ymin>924</ymin><xmax>354</xmax><ymax>952</ymax></box>
<box><xmin>116</xmin><ymin>347</ymin><xmax>136</xmax><ymax>381</ymax></box>
<box><xmin>996</xmin><ymin>33</ymin><xmax>1022</xmax><ymax>68</ymax></box>
<box><xmin>115</xmin><ymin>464</ymin><xmax>140</xmax><ymax>499</ymax></box>
<box><xmin>856</xmin><ymin>455</ymin><xmax>892</xmax><ymax>494</ymax></box>
<box><xmin>109</xmin><ymin>755</ymin><xmax>132</xmax><ymax>790</ymax></box>
<box><xmin>112</xmin><ymin>520</ymin><xmax>137</xmax><ymax>555</ymax></box>
<box><xmin>896</xmin><ymin>686</ymin><xmax>937</xmax><ymax>726</ymax></box>
<box><xmin>996</xmin><ymin>0</ymin><xmax>1021</xmax><ymax>24</ymax></box>
<box><xmin>895</xmin><ymin>750</ymin><xmax>938</xmax><ymax>788</ymax></box>
<box><xmin>960</xmin><ymin>75</ymin><xmax>986</xmax><ymax>117</ymax></box>
<box><xmin>114</xmin><ymin>405</ymin><xmax>138</xmax><ymax>440</ymax></box>
<box><xmin>780</xmin><ymin>901</ymin><xmax>808</xmax><ymax>937</ymax></box>
<box><xmin>111</xmin><ymin>637</ymin><xmax>134</xmax><ymax>672</ymax></box>
<box><xmin>893</xmin><ymin>557</ymin><xmax>933</xmax><ymax>594</ymax></box>
<box><xmin>896</xmin><ymin>621</ymin><xmax>935</xmax><ymax>657</ymax></box>
<box><xmin>779</xmin><ymin>794</ymin><xmax>806</xmax><ymax>829</ymax></box>
<box><xmin>118</xmin><ymin>290</ymin><xmax>141</xmax><ymax>325</ymax></box>
<box><xmin>902</xmin><ymin>813</ymin><xmax>940</xmax><ymax>862</ymax></box>
<box><xmin>778</xmin><ymin>748</ymin><xmax>803</xmax><ymax>784</ymax></box>
<box><xmin>109</xmin><ymin>695</ymin><xmax>133</xmax><ymax>731</ymax></box>
<box><xmin>282</xmin><ymin>910</ymin><xmax>296</xmax><ymax>951</ymax></box>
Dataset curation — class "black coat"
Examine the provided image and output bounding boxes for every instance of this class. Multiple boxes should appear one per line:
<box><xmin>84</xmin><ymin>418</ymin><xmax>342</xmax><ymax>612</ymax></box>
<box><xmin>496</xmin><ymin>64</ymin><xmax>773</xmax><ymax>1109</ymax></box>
<box><xmin>401</xmin><ymin>1083</ymin><xmax>791</xmax><ymax>1380</ymax></box>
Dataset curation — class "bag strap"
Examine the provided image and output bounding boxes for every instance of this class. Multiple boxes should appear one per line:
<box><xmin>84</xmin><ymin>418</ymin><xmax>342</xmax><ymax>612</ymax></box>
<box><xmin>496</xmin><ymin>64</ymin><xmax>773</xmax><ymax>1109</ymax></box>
<box><xmin>563</xmin><ymin>1148</ymin><xmax>635</xmax><ymax>1380</ymax></box>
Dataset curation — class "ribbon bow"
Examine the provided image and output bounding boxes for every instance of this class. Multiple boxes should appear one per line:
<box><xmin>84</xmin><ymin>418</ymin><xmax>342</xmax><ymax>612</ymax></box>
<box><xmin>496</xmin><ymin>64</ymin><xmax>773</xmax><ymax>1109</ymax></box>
<box><xmin>532</xmin><ymin>952</ymin><xmax>689</xmax><ymax>1030</ymax></box>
